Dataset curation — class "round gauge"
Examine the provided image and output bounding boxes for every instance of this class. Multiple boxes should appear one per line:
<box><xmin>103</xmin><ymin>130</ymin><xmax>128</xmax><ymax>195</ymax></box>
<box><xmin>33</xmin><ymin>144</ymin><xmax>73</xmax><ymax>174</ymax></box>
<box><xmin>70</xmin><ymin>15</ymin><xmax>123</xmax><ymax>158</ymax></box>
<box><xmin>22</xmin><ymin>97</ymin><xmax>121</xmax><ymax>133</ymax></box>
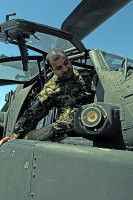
<box><xmin>81</xmin><ymin>107</ymin><xmax>102</xmax><ymax>128</ymax></box>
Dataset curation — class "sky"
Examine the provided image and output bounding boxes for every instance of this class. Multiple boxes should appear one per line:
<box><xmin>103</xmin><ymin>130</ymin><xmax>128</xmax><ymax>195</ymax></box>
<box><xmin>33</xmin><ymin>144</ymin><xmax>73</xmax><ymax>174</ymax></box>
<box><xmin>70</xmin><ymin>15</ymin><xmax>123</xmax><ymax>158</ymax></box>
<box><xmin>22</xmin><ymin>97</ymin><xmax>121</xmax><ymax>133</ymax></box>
<box><xmin>0</xmin><ymin>0</ymin><xmax>133</xmax><ymax>109</ymax></box>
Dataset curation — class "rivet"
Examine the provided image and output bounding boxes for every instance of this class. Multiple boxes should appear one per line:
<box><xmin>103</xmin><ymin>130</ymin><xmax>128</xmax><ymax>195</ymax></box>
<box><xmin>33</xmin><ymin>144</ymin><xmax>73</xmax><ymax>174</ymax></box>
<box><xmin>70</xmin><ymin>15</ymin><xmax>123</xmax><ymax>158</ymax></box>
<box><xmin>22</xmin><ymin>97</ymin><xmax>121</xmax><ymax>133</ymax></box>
<box><xmin>33</xmin><ymin>165</ymin><xmax>36</xmax><ymax>169</ymax></box>
<box><xmin>34</xmin><ymin>156</ymin><xmax>37</xmax><ymax>161</ymax></box>
<box><xmin>30</xmin><ymin>193</ymin><xmax>34</xmax><ymax>198</ymax></box>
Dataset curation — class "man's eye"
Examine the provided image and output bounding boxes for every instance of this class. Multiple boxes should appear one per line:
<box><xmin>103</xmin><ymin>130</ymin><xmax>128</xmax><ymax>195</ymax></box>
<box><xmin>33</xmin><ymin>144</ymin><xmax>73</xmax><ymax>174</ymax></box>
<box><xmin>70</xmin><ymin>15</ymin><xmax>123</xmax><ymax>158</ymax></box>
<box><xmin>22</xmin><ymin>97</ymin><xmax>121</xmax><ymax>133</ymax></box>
<box><xmin>56</xmin><ymin>66</ymin><xmax>62</xmax><ymax>70</ymax></box>
<box><xmin>64</xmin><ymin>60</ymin><xmax>68</xmax><ymax>65</ymax></box>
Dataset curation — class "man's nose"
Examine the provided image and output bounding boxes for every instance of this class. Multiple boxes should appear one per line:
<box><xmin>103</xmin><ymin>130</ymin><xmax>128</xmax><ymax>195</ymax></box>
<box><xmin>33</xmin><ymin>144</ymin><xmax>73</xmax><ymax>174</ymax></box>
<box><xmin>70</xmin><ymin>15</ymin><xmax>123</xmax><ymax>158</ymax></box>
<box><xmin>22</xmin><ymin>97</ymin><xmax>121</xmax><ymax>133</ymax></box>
<box><xmin>62</xmin><ymin>65</ymin><xmax>68</xmax><ymax>72</ymax></box>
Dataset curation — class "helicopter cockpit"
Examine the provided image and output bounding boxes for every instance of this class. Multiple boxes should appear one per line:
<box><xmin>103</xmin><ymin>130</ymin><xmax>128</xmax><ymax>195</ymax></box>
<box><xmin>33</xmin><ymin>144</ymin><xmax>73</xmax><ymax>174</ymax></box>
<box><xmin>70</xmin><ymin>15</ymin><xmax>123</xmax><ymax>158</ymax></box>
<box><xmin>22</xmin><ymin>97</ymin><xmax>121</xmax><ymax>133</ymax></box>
<box><xmin>0</xmin><ymin>18</ymin><xmax>133</xmax><ymax>151</ymax></box>
<box><xmin>0</xmin><ymin>18</ymin><xmax>94</xmax><ymax>145</ymax></box>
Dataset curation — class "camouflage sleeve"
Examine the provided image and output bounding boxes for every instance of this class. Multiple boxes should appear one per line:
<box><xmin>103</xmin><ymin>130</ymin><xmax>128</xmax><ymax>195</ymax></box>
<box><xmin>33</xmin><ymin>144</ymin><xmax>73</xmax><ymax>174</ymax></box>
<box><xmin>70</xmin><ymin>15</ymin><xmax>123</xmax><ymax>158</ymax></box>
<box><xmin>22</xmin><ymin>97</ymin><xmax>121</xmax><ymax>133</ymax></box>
<box><xmin>80</xmin><ymin>70</ymin><xmax>93</xmax><ymax>92</ymax></box>
<box><xmin>13</xmin><ymin>86</ymin><xmax>55</xmax><ymax>139</ymax></box>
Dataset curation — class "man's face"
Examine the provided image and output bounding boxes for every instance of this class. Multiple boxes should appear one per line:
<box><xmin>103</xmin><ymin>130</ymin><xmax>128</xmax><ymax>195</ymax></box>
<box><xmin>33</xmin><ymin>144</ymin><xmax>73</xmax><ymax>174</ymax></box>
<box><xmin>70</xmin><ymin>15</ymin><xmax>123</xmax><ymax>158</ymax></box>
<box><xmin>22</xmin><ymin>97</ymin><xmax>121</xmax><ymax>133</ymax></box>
<box><xmin>49</xmin><ymin>53</ymin><xmax>73</xmax><ymax>79</ymax></box>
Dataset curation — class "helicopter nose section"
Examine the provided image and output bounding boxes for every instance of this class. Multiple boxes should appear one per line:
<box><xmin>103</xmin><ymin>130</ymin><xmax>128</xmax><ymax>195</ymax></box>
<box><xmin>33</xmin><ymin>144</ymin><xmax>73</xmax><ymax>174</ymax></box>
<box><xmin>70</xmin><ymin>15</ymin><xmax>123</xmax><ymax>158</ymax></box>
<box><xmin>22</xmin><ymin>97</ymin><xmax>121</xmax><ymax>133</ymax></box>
<box><xmin>74</xmin><ymin>102</ymin><xmax>121</xmax><ymax>139</ymax></box>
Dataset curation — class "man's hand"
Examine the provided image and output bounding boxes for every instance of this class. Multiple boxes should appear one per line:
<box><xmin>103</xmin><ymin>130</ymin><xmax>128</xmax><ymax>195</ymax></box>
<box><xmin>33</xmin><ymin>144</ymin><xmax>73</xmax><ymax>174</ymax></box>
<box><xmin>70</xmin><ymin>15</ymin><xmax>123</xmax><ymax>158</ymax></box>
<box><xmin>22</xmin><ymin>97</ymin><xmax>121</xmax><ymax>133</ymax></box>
<box><xmin>0</xmin><ymin>137</ymin><xmax>15</xmax><ymax>146</ymax></box>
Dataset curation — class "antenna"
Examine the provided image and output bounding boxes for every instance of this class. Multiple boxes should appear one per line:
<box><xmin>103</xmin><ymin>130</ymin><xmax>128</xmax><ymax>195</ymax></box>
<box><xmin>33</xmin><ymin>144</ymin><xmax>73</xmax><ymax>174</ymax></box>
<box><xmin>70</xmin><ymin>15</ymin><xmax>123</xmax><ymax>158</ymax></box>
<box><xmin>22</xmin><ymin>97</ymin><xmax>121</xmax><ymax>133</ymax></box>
<box><xmin>6</xmin><ymin>13</ymin><xmax>16</xmax><ymax>21</ymax></box>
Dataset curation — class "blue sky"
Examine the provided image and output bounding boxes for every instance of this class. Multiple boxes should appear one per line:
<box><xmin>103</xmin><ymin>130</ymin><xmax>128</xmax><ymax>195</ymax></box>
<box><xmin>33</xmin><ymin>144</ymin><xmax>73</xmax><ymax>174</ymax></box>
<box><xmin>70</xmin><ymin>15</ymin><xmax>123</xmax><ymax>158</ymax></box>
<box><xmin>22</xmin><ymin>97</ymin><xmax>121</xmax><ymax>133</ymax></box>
<box><xmin>0</xmin><ymin>0</ymin><xmax>133</xmax><ymax>108</ymax></box>
<box><xmin>0</xmin><ymin>0</ymin><xmax>133</xmax><ymax>57</ymax></box>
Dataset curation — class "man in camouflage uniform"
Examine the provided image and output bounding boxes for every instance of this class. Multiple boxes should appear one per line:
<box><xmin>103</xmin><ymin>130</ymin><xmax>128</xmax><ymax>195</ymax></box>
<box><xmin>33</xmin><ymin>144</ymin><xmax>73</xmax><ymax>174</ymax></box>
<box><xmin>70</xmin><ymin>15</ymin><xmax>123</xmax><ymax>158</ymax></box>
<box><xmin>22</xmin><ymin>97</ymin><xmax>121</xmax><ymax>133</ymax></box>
<box><xmin>0</xmin><ymin>49</ymin><xmax>93</xmax><ymax>144</ymax></box>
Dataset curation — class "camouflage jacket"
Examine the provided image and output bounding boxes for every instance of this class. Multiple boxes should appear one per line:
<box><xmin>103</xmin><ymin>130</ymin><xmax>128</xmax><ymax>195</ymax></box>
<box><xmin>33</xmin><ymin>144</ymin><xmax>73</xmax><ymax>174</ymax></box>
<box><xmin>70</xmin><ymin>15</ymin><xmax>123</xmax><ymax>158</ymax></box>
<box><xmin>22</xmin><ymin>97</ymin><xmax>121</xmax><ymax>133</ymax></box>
<box><xmin>13</xmin><ymin>69</ymin><xmax>93</xmax><ymax>138</ymax></box>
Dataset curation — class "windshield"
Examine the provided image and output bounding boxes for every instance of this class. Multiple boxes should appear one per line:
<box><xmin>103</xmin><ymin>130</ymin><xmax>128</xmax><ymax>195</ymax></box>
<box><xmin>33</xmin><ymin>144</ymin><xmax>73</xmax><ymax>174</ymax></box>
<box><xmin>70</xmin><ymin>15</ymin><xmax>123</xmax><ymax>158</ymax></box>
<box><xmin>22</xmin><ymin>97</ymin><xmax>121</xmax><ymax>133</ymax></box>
<box><xmin>0</xmin><ymin>43</ymin><xmax>20</xmax><ymax>57</ymax></box>
<box><xmin>102</xmin><ymin>52</ymin><xmax>133</xmax><ymax>71</ymax></box>
<box><xmin>26</xmin><ymin>32</ymin><xmax>76</xmax><ymax>53</ymax></box>
<box><xmin>0</xmin><ymin>59</ymin><xmax>43</xmax><ymax>82</ymax></box>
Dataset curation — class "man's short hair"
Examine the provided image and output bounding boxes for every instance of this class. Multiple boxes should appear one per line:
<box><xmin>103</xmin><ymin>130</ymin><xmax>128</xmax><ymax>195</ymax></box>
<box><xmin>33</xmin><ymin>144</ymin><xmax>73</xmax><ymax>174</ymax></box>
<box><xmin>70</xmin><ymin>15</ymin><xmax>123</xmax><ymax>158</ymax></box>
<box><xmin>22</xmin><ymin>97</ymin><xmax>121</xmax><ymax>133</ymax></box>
<box><xmin>46</xmin><ymin>49</ymin><xmax>66</xmax><ymax>68</ymax></box>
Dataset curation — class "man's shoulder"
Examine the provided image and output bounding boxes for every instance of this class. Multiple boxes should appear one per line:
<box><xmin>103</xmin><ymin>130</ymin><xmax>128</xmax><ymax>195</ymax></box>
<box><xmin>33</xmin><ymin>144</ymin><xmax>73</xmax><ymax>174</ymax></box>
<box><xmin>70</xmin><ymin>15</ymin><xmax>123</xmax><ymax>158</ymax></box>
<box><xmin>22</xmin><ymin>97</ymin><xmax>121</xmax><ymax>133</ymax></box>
<box><xmin>45</xmin><ymin>75</ymin><xmax>57</xmax><ymax>88</ymax></box>
<box><xmin>78</xmin><ymin>69</ymin><xmax>93</xmax><ymax>80</ymax></box>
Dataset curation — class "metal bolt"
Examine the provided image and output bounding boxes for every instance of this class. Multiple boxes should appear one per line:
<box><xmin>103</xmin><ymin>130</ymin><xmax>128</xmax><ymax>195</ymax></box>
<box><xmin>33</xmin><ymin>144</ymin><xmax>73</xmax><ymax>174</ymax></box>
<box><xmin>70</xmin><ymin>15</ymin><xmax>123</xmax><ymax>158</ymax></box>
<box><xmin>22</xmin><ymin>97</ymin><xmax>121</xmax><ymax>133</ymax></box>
<box><xmin>34</xmin><ymin>156</ymin><xmax>37</xmax><ymax>161</ymax></box>
<box><xmin>30</xmin><ymin>193</ymin><xmax>34</xmax><ymax>198</ymax></box>
<box><xmin>12</xmin><ymin>150</ymin><xmax>15</xmax><ymax>157</ymax></box>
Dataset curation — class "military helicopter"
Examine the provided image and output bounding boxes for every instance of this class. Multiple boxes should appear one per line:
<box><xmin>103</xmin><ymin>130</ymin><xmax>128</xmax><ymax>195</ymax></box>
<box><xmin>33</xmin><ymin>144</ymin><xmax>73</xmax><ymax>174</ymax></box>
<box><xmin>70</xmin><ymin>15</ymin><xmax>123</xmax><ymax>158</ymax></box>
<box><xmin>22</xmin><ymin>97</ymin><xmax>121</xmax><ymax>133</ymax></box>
<box><xmin>0</xmin><ymin>0</ymin><xmax>133</xmax><ymax>199</ymax></box>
